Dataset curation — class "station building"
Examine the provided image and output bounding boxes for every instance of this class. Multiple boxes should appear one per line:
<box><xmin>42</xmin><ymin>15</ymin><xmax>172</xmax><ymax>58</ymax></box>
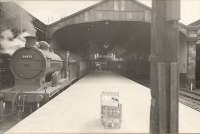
<box><xmin>46</xmin><ymin>0</ymin><xmax>198</xmax><ymax>89</ymax></box>
<box><xmin>0</xmin><ymin>0</ymin><xmax>200</xmax><ymax>90</ymax></box>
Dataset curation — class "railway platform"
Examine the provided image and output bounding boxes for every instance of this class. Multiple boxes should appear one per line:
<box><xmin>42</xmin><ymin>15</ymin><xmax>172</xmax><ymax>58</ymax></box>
<box><xmin>5</xmin><ymin>72</ymin><xmax>200</xmax><ymax>133</ymax></box>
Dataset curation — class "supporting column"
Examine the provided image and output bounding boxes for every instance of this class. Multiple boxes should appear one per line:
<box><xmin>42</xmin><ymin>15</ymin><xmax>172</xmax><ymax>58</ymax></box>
<box><xmin>150</xmin><ymin>0</ymin><xmax>180</xmax><ymax>133</ymax></box>
<box><xmin>187</xmin><ymin>27</ymin><xmax>198</xmax><ymax>90</ymax></box>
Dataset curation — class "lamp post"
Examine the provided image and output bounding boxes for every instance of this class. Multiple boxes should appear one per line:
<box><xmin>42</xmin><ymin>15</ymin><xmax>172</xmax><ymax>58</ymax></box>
<box><xmin>66</xmin><ymin>51</ymin><xmax>70</xmax><ymax>81</ymax></box>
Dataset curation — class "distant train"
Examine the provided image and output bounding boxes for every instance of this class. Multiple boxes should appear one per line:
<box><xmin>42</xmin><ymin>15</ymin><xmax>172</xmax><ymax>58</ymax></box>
<box><xmin>0</xmin><ymin>36</ymin><xmax>88</xmax><ymax>118</ymax></box>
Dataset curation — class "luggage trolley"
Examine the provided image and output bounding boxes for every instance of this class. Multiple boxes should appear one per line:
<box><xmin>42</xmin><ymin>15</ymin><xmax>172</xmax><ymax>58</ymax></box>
<box><xmin>100</xmin><ymin>91</ymin><xmax>122</xmax><ymax>129</ymax></box>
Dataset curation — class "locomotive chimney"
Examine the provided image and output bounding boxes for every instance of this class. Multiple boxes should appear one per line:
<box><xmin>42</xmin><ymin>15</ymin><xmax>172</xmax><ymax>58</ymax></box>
<box><xmin>25</xmin><ymin>36</ymin><xmax>36</xmax><ymax>48</ymax></box>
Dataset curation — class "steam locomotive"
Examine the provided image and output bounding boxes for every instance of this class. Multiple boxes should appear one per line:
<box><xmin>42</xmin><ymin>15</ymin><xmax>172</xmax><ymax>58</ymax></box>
<box><xmin>0</xmin><ymin>36</ymin><xmax>87</xmax><ymax>118</ymax></box>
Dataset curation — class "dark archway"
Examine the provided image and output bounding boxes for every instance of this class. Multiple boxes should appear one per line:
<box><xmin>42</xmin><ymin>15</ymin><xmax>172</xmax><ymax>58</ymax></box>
<box><xmin>53</xmin><ymin>21</ymin><xmax>151</xmax><ymax>85</ymax></box>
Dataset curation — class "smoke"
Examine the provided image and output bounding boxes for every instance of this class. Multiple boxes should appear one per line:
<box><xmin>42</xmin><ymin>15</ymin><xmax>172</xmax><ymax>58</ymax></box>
<box><xmin>0</xmin><ymin>2</ymin><xmax>36</xmax><ymax>35</ymax></box>
<box><xmin>0</xmin><ymin>2</ymin><xmax>36</xmax><ymax>55</ymax></box>
<box><xmin>0</xmin><ymin>29</ymin><xmax>26</xmax><ymax>55</ymax></box>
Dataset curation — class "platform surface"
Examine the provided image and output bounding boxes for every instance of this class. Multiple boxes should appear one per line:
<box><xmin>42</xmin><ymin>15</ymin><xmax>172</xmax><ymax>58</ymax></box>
<box><xmin>6</xmin><ymin>72</ymin><xmax>200</xmax><ymax>133</ymax></box>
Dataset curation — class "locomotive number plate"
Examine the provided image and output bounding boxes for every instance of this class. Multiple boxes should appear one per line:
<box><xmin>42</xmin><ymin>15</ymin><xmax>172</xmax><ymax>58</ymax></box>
<box><xmin>22</xmin><ymin>55</ymin><xmax>33</xmax><ymax>59</ymax></box>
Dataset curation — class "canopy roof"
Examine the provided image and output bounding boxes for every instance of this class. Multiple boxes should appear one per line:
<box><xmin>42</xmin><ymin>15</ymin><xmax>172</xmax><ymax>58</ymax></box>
<box><xmin>17</xmin><ymin>0</ymin><xmax>200</xmax><ymax>25</ymax></box>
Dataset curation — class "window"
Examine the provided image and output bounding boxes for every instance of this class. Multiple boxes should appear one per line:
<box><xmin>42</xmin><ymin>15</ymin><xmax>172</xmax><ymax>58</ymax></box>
<box><xmin>84</xmin><ymin>12</ymin><xmax>89</xmax><ymax>21</ymax></box>
<box><xmin>127</xmin><ymin>12</ymin><xmax>132</xmax><ymax>19</ymax></box>
<box><xmin>97</xmin><ymin>12</ymin><xmax>103</xmax><ymax>20</ymax></box>
<box><xmin>121</xmin><ymin>0</ymin><xmax>125</xmax><ymax>11</ymax></box>
<box><xmin>114</xmin><ymin>0</ymin><xmax>119</xmax><ymax>11</ymax></box>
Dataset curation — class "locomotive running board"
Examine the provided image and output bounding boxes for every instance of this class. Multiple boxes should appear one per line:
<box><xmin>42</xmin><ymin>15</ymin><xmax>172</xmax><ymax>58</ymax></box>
<box><xmin>0</xmin><ymin>79</ymin><xmax>74</xmax><ymax>103</ymax></box>
<box><xmin>45</xmin><ymin>79</ymin><xmax>72</xmax><ymax>98</ymax></box>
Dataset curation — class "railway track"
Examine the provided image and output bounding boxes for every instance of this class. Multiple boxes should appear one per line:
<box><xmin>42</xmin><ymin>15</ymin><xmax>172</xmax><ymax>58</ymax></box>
<box><xmin>0</xmin><ymin>78</ymin><xmax>80</xmax><ymax>133</ymax></box>
<box><xmin>179</xmin><ymin>90</ymin><xmax>200</xmax><ymax>112</ymax></box>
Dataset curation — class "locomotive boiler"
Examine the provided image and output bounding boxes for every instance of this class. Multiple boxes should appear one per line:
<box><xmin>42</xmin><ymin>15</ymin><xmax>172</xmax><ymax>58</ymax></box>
<box><xmin>10</xmin><ymin>36</ymin><xmax>63</xmax><ymax>91</ymax></box>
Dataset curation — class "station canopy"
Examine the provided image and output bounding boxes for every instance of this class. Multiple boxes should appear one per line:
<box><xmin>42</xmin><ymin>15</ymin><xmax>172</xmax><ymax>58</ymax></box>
<box><xmin>17</xmin><ymin>0</ymin><xmax>200</xmax><ymax>25</ymax></box>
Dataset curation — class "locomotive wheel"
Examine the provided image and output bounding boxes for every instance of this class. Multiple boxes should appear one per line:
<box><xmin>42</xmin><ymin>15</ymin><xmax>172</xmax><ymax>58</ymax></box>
<box><xmin>16</xmin><ymin>103</ymin><xmax>35</xmax><ymax>119</ymax></box>
<box><xmin>0</xmin><ymin>101</ymin><xmax>4</xmax><ymax>121</ymax></box>
<box><xmin>51</xmin><ymin>71</ymin><xmax>60</xmax><ymax>87</ymax></box>
<box><xmin>4</xmin><ymin>101</ymin><xmax>12</xmax><ymax>114</ymax></box>
<box><xmin>29</xmin><ymin>103</ymin><xmax>37</xmax><ymax>113</ymax></box>
<box><xmin>20</xmin><ymin>103</ymin><xmax>36</xmax><ymax>118</ymax></box>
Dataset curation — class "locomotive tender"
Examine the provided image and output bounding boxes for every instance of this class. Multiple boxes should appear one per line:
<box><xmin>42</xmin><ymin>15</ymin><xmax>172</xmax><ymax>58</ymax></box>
<box><xmin>0</xmin><ymin>36</ymin><xmax>86</xmax><ymax>117</ymax></box>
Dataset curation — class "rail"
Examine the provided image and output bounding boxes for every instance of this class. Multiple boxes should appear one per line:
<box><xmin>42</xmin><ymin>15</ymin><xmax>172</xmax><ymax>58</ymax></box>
<box><xmin>179</xmin><ymin>90</ymin><xmax>200</xmax><ymax>112</ymax></box>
